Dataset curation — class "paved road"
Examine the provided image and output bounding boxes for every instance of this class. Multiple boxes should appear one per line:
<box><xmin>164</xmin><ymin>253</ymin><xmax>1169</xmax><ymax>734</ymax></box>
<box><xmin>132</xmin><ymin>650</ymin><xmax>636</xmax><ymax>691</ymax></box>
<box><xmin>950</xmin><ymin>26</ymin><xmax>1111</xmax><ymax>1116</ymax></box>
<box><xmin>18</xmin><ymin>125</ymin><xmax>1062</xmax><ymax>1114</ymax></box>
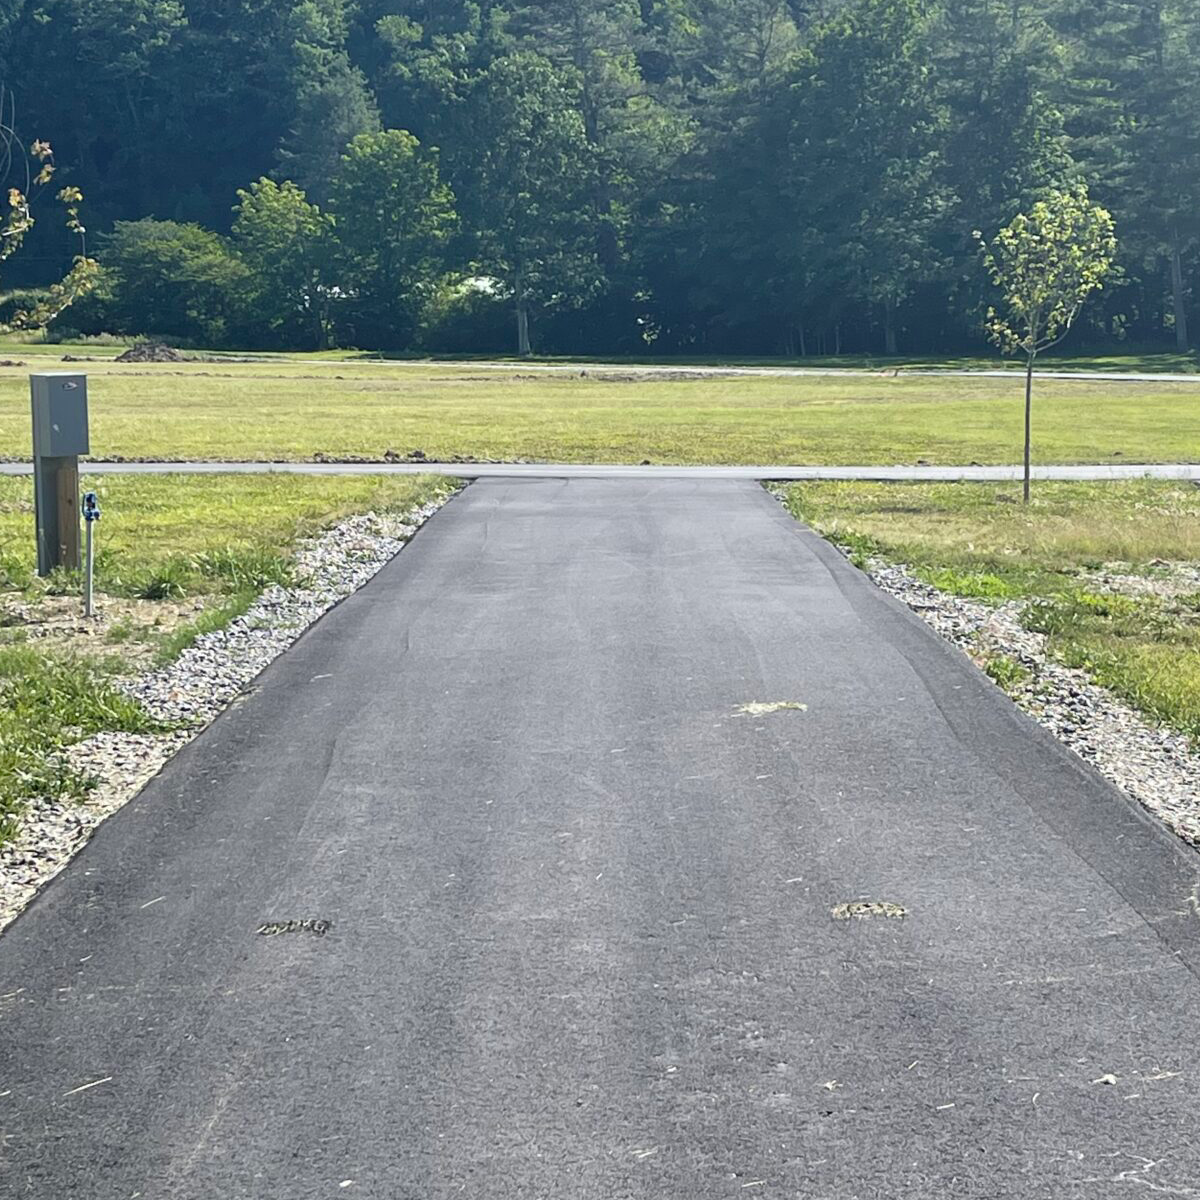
<box><xmin>238</xmin><ymin>355</ymin><xmax>1200</xmax><ymax>384</ymax></box>
<box><xmin>2</xmin><ymin>459</ymin><xmax>1199</xmax><ymax>481</ymax></box>
<box><xmin>3</xmin><ymin>480</ymin><xmax>1200</xmax><ymax>1198</ymax></box>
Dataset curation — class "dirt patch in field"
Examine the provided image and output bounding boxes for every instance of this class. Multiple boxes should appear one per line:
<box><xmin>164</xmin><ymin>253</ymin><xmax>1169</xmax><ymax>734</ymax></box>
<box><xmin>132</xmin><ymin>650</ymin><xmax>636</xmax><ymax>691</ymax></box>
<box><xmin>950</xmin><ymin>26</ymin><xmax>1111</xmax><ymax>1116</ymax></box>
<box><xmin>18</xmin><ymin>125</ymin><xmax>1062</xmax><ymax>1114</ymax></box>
<box><xmin>441</xmin><ymin>369</ymin><xmax>739</xmax><ymax>383</ymax></box>
<box><xmin>116</xmin><ymin>342</ymin><xmax>189</xmax><ymax>363</ymax></box>
<box><xmin>575</xmin><ymin>369</ymin><xmax>738</xmax><ymax>382</ymax></box>
<box><xmin>0</xmin><ymin>591</ymin><xmax>215</xmax><ymax>670</ymax></box>
<box><xmin>112</xmin><ymin>343</ymin><xmax>268</xmax><ymax>365</ymax></box>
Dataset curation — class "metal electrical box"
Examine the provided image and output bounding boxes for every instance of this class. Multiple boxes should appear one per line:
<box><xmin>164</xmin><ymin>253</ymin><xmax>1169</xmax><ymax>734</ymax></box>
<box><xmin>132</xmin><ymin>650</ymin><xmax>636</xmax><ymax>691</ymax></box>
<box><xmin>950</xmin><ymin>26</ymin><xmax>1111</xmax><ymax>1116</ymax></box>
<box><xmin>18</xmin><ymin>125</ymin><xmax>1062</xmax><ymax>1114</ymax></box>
<box><xmin>31</xmin><ymin>372</ymin><xmax>88</xmax><ymax>575</ymax></box>
<box><xmin>31</xmin><ymin>373</ymin><xmax>89</xmax><ymax>457</ymax></box>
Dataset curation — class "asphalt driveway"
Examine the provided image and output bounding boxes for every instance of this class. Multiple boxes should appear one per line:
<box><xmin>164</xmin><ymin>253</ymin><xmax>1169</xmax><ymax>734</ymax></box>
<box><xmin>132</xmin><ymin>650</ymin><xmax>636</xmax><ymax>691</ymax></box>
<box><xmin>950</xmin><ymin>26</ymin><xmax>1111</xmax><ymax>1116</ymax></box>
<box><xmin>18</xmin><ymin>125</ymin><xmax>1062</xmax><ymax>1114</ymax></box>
<box><xmin>2</xmin><ymin>479</ymin><xmax>1199</xmax><ymax>1198</ymax></box>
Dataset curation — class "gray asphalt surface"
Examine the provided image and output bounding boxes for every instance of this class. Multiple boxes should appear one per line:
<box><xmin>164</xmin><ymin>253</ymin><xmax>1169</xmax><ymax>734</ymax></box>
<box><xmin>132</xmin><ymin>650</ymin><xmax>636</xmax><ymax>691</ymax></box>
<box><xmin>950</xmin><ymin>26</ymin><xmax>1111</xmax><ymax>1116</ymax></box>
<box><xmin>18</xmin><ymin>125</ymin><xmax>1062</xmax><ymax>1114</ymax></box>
<box><xmin>3</xmin><ymin>460</ymin><xmax>1199</xmax><ymax>480</ymax></box>
<box><xmin>233</xmin><ymin>356</ymin><xmax>1200</xmax><ymax>384</ymax></box>
<box><xmin>3</xmin><ymin>479</ymin><xmax>1200</xmax><ymax>1198</ymax></box>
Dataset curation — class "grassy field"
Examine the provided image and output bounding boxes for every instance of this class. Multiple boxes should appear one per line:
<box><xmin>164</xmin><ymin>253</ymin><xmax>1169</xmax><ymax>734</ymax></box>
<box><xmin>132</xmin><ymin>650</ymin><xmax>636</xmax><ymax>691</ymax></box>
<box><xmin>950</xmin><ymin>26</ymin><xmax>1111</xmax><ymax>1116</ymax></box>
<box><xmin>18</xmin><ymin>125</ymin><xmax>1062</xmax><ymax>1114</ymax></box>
<box><xmin>0</xmin><ymin>357</ymin><xmax>1198</xmax><ymax>465</ymax></box>
<box><xmin>0</xmin><ymin>472</ymin><xmax>451</xmax><ymax>842</ymax></box>
<box><xmin>4</xmin><ymin>332</ymin><xmax>1199</xmax><ymax>373</ymax></box>
<box><xmin>781</xmin><ymin>480</ymin><xmax>1200</xmax><ymax>738</ymax></box>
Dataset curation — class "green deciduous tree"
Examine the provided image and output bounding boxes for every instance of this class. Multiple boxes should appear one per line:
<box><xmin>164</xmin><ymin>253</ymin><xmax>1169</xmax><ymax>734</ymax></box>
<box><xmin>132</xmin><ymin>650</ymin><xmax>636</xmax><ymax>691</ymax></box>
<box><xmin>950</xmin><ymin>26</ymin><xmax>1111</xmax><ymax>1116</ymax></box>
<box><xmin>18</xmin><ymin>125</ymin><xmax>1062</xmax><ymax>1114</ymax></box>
<box><xmin>451</xmin><ymin>52</ymin><xmax>599</xmax><ymax>354</ymax></box>
<box><xmin>513</xmin><ymin>0</ymin><xmax>644</xmax><ymax>270</ymax></box>
<box><xmin>98</xmin><ymin>219</ymin><xmax>250</xmax><ymax>344</ymax></box>
<box><xmin>978</xmin><ymin>184</ymin><xmax>1117</xmax><ymax>501</ymax></box>
<box><xmin>326</xmin><ymin>129</ymin><xmax>457</xmax><ymax>349</ymax></box>
<box><xmin>371</xmin><ymin>1</ymin><xmax>513</xmax><ymax>147</ymax></box>
<box><xmin>2</xmin><ymin>0</ymin><xmax>185</xmax><ymax>221</ymax></box>
<box><xmin>233</xmin><ymin>179</ymin><xmax>338</xmax><ymax>348</ymax></box>
<box><xmin>13</xmin><ymin>0</ymin><xmax>1200</xmax><ymax>359</ymax></box>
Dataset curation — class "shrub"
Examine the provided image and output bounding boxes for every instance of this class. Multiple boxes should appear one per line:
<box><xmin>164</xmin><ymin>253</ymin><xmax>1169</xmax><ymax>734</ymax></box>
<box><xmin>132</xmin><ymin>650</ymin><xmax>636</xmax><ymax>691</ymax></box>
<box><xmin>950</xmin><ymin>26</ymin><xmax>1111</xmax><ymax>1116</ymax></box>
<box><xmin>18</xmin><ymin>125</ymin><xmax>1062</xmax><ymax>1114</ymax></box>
<box><xmin>97</xmin><ymin>219</ymin><xmax>250</xmax><ymax>346</ymax></box>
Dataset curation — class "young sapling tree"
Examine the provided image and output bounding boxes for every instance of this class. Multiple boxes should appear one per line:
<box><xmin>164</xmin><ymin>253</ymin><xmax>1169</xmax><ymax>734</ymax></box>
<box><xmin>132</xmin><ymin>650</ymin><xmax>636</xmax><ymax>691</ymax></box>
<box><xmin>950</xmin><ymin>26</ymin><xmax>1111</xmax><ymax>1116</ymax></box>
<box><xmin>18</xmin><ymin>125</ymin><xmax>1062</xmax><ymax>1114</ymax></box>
<box><xmin>977</xmin><ymin>185</ymin><xmax>1117</xmax><ymax>502</ymax></box>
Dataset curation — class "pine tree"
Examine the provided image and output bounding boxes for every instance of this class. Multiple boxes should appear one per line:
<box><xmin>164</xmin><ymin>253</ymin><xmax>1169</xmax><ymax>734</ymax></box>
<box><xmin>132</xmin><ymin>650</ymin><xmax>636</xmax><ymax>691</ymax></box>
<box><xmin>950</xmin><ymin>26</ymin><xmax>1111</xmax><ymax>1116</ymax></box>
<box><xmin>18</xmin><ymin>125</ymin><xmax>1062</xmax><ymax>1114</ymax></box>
<box><xmin>932</xmin><ymin>0</ymin><xmax>1072</xmax><ymax>342</ymax></box>
<box><xmin>935</xmin><ymin>0</ymin><xmax>1071</xmax><ymax>237</ymax></box>
<box><xmin>277</xmin><ymin>0</ymin><xmax>381</xmax><ymax>203</ymax></box>
<box><xmin>1051</xmin><ymin>0</ymin><xmax>1200</xmax><ymax>349</ymax></box>
<box><xmin>783</xmin><ymin>0</ymin><xmax>947</xmax><ymax>353</ymax></box>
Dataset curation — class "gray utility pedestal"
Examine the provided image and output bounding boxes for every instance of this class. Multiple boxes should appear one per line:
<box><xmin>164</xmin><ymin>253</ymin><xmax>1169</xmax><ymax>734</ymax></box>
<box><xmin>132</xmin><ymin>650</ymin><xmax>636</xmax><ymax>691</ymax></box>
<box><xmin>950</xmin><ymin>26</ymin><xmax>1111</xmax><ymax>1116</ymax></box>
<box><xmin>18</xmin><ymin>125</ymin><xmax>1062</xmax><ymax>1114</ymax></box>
<box><xmin>31</xmin><ymin>372</ymin><xmax>89</xmax><ymax>576</ymax></box>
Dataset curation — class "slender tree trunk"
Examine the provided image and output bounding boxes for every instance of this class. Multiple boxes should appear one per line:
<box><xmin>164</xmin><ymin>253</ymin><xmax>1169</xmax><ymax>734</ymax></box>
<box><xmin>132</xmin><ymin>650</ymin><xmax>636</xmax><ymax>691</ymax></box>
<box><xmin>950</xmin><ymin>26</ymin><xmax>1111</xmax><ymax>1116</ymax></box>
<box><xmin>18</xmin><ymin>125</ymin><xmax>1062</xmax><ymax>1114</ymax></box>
<box><xmin>516</xmin><ymin>296</ymin><xmax>531</xmax><ymax>357</ymax></box>
<box><xmin>1170</xmin><ymin>230</ymin><xmax>1189</xmax><ymax>353</ymax></box>
<box><xmin>312</xmin><ymin>288</ymin><xmax>330</xmax><ymax>351</ymax></box>
<box><xmin>512</xmin><ymin>265</ymin><xmax>532</xmax><ymax>356</ymax></box>
<box><xmin>834</xmin><ymin>323</ymin><xmax>842</xmax><ymax>356</ymax></box>
<box><xmin>884</xmin><ymin>299</ymin><xmax>898</xmax><ymax>356</ymax></box>
<box><xmin>1023</xmin><ymin>351</ymin><xmax>1034</xmax><ymax>505</ymax></box>
<box><xmin>798</xmin><ymin>321</ymin><xmax>807</xmax><ymax>358</ymax></box>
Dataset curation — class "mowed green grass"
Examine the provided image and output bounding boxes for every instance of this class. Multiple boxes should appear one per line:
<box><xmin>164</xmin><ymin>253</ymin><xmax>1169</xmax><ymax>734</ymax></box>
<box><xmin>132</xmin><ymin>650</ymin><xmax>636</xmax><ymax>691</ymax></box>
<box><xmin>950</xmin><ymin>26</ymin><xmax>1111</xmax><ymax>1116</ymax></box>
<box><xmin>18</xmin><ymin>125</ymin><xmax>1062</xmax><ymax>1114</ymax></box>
<box><xmin>782</xmin><ymin>480</ymin><xmax>1200</xmax><ymax>738</ymax></box>
<box><xmin>4</xmin><ymin>333</ymin><xmax>1199</xmax><ymax>373</ymax></box>
<box><xmin>0</xmin><ymin>359</ymin><xmax>1197</xmax><ymax>464</ymax></box>
<box><xmin>0</xmin><ymin>472</ymin><xmax>452</xmax><ymax>843</ymax></box>
<box><xmin>0</xmin><ymin>472</ymin><xmax>453</xmax><ymax>592</ymax></box>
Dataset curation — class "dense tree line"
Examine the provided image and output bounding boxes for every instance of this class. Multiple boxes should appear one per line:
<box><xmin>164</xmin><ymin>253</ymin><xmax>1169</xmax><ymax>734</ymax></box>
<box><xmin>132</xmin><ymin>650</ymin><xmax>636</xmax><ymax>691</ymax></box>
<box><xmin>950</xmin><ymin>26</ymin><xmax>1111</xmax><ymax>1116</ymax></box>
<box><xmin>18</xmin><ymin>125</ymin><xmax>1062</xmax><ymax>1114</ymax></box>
<box><xmin>3</xmin><ymin>0</ymin><xmax>1199</xmax><ymax>355</ymax></box>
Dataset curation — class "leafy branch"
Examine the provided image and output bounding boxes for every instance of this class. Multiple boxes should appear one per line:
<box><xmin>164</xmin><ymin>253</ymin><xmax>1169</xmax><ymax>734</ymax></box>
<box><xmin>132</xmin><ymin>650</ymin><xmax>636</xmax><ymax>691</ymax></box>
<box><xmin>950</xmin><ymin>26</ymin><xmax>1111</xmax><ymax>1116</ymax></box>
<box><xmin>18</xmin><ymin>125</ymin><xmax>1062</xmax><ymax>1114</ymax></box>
<box><xmin>0</xmin><ymin>89</ymin><xmax>98</xmax><ymax>332</ymax></box>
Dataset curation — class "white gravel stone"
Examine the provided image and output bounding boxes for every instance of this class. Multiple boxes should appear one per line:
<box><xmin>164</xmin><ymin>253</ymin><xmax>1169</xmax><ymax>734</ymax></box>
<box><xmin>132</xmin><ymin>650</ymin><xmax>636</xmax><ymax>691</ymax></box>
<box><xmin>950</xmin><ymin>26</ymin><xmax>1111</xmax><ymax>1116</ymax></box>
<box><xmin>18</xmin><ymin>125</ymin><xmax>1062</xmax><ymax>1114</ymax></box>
<box><xmin>0</xmin><ymin>493</ymin><xmax>454</xmax><ymax>932</ymax></box>
<box><xmin>860</xmin><ymin>555</ymin><xmax>1200</xmax><ymax>849</ymax></box>
<box><xmin>1085</xmin><ymin>562</ymin><xmax>1200</xmax><ymax>600</ymax></box>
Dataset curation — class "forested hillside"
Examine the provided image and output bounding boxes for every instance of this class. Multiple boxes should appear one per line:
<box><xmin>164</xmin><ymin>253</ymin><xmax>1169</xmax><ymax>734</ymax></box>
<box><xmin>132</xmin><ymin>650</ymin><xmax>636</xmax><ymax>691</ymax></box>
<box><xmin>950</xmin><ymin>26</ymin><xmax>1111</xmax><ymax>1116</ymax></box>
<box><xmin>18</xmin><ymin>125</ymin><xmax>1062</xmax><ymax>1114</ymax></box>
<box><xmin>3</xmin><ymin>0</ymin><xmax>1198</xmax><ymax>356</ymax></box>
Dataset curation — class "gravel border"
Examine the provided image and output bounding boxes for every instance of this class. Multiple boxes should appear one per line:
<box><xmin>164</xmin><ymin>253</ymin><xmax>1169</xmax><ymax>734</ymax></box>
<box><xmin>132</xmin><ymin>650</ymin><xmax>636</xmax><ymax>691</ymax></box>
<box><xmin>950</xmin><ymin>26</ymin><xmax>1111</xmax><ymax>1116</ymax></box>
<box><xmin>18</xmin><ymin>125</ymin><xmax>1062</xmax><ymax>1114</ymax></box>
<box><xmin>8</xmin><ymin>485</ymin><xmax>1196</xmax><ymax>935</ymax></box>
<box><xmin>0</xmin><ymin>489</ymin><xmax>457</xmax><ymax>933</ymax></box>
<box><xmin>860</xmin><ymin>556</ymin><xmax>1200</xmax><ymax>849</ymax></box>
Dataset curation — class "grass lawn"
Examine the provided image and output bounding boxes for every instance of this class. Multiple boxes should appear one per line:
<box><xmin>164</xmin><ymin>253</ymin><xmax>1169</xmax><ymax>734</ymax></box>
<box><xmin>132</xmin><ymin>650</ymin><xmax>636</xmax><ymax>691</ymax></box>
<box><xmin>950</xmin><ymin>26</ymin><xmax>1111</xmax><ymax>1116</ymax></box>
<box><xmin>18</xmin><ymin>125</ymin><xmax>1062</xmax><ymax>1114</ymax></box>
<box><xmin>4</xmin><ymin>332</ymin><xmax>1199</xmax><ymax>373</ymax></box>
<box><xmin>781</xmin><ymin>480</ymin><xmax>1200</xmax><ymax>739</ymax></box>
<box><xmin>0</xmin><ymin>358</ymin><xmax>1198</xmax><ymax>465</ymax></box>
<box><xmin>0</xmin><ymin>472</ymin><xmax>452</xmax><ymax>843</ymax></box>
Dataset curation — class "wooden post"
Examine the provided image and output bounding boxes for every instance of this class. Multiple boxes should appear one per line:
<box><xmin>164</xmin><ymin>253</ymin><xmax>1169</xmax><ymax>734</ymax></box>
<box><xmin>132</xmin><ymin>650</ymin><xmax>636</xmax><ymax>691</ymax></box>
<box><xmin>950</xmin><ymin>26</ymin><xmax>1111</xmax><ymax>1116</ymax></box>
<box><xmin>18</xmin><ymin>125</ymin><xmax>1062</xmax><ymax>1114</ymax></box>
<box><xmin>33</xmin><ymin>455</ymin><xmax>80</xmax><ymax>575</ymax></box>
<box><xmin>55</xmin><ymin>457</ymin><xmax>80</xmax><ymax>570</ymax></box>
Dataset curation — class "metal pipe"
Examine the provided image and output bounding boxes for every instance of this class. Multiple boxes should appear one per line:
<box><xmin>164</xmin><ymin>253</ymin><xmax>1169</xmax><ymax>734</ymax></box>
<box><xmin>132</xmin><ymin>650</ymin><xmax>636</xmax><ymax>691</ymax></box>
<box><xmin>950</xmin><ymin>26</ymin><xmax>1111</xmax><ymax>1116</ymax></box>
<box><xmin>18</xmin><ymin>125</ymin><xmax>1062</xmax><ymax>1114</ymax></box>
<box><xmin>81</xmin><ymin>490</ymin><xmax>101</xmax><ymax>619</ymax></box>
<box><xmin>84</xmin><ymin>516</ymin><xmax>94</xmax><ymax>618</ymax></box>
